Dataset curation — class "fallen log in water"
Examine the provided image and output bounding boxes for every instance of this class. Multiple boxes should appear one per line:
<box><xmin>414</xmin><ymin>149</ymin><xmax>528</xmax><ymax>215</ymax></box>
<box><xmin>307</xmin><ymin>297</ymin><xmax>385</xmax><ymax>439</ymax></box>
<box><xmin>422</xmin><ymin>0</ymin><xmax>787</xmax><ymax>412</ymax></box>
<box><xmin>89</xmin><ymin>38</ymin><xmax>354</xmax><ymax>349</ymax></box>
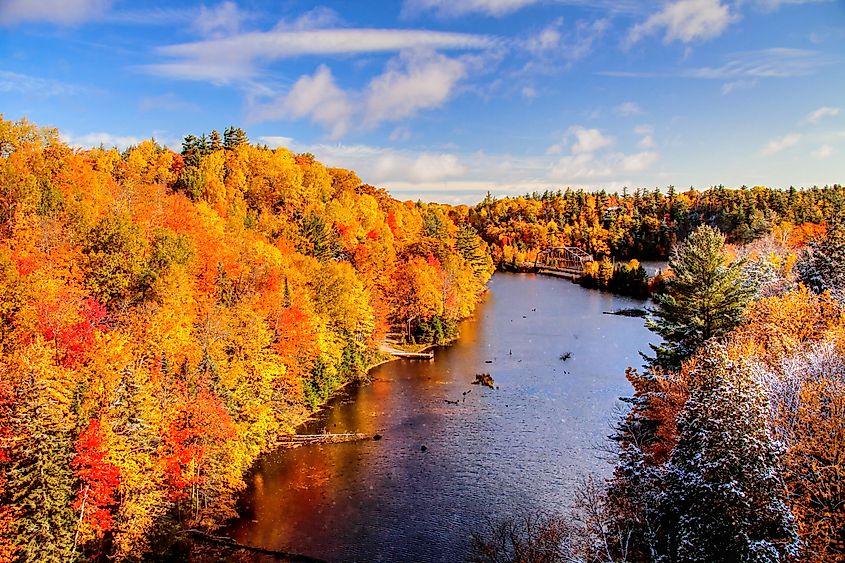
<box><xmin>183</xmin><ymin>529</ymin><xmax>327</xmax><ymax>562</ymax></box>
<box><xmin>278</xmin><ymin>433</ymin><xmax>372</xmax><ymax>445</ymax></box>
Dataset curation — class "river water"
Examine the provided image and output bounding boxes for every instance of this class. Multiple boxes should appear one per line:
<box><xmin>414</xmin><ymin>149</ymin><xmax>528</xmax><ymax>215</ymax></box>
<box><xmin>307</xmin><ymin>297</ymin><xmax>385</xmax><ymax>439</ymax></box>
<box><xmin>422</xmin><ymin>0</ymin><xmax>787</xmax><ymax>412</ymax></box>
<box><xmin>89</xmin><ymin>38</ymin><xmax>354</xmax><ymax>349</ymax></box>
<box><xmin>228</xmin><ymin>273</ymin><xmax>656</xmax><ymax>562</ymax></box>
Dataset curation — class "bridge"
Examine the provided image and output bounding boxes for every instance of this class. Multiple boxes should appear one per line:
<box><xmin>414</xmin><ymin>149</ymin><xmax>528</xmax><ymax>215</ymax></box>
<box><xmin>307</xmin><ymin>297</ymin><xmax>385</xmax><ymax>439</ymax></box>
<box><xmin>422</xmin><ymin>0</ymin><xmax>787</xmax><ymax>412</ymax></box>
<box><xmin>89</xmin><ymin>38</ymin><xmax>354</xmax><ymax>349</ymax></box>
<box><xmin>533</xmin><ymin>246</ymin><xmax>594</xmax><ymax>280</ymax></box>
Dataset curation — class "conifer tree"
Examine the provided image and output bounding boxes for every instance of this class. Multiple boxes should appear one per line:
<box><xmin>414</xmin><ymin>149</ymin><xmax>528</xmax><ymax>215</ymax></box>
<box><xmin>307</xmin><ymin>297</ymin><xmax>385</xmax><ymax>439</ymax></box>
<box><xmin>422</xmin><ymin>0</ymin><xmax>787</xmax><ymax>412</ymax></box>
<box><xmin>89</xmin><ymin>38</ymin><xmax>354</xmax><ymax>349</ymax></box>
<box><xmin>665</xmin><ymin>346</ymin><xmax>798</xmax><ymax>561</ymax></box>
<box><xmin>645</xmin><ymin>225</ymin><xmax>752</xmax><ymax>371</ymax></box>
<box><xmin>208</xmin><ymin>129</ymin><xmax>223</xmax><ymax>152</ymax></box>
<box><xmin>798</xmin><ymin>214</ymin><xmax>845</xmax><ymax>303</ymax></box>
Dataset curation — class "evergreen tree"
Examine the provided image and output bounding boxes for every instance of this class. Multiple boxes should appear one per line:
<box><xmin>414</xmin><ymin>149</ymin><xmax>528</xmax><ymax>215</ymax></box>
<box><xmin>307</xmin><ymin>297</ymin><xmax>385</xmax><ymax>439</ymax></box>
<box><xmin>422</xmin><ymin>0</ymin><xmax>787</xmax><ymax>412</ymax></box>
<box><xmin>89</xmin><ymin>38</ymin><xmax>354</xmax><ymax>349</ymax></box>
<box><xmin>456</xmin><ymin>226</ymin><xmax>493</xmax><ymax>280</ymax></box>
<box><xmin>665</xmin><ymin>346</ymin><xmax>798</xmax><ymax>562</ymax></box>
<box><xmin>208</xmin><ymin>129</ymin><xmax>223</xmax><ymax>152</ymax></box>
<box><xmin>645</xmin><ymin>225</ymin><xmax>752</xmax><ymax>371</ymax></box>
<box><xmin>180</xmin><ymin>134</ymin><xmax>200</xmax><ymax>167</ymax></box>
<box><xmin>797</xmin><ymin>214</ymin><xmax>845</xmax><ymax>303</ymax></box>
<box><xmin>223</xmin><ymin>126</ymin><xmax>248</xmax><ymax>149</ymax></box>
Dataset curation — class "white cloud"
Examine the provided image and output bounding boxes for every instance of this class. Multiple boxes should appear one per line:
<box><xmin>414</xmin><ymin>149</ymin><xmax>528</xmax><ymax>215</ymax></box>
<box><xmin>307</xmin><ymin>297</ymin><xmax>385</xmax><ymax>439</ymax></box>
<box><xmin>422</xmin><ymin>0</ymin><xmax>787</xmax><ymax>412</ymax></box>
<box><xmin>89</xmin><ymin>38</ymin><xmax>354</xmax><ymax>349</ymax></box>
<box><xmin>248</xmin><ymin>51</ymin><xmax>468</xmax><ymax>138</ymax></box>
<box><xmin>621</xmin><ymin>151</ymin><xmax>659</xmax><ymax>172</ymax></box>
<box><xmin>373</xmin><ymin>152</ymin><xmax>468</xmax><ymax>183</ymax></box>
<box><xmin>193</xmin><ymin>1</ymin><xmax>246</xmax><ymax>38</ymax></box>
<box><xmin>614</xmin><ymin>101</ymin><xmax>643</xmax><ymax>116</ymax></box>
<box><xmin>61</xmin><ymin>132</ymin><xmax>142</xmax><ymax>151</ymax></box>
<box><xmin>0</xmin><ymin>70</ymin><xmax>84</xmax><ymax>96</ymax></box>
<box><xmin>546</xmin><ymin>125</ymin><xmax>657</xmax><ymax>181</ymax></box>
<box><xmin>760</xmin><ymin>133</ymin><xmax>801</xmax><ymax>156</ymax></box>
<box><xmin>811</xmin><ymin>144</ymin><xmax>834</xmax><ymax>159</ymax></box>
<box><xmin>0</xmin><ymin>0</ymin><xmax>111</xmax><ymax>25</ymax></box>
<box><xmin>364</xmin><ymin>50</ymin><xmax>466</xmax><ymax>126</ymax></box>
<box><xmin>259</xmin><ymin>136</ymin><xmax>295</xmax><ymax>149</ymax></box>
<box><xmin>249</xmin><ymin>65</ymin><xmax>354</xmax><ymax>140</ymax></box>
<box><xmin>570</xmin><ymin>126</ymin><xmax>614</xmax><ymax>154</ymax></box>
<box><xmin>627</xmin><ymin>0</ymin><xmax>737</xmax><ymax>46</ymax></box>
<box><xmin>147</xmin><ymin>29</ymin><xmax>494</xmax><ymax>83</ymax></box>
<box><xmin>550</xmin><ymin>150</ymin><xmax>659</xmax><ymax>180</ymax></box>
<box><xmin>273</xmin><ymin>7</ymin><xmax>341</xmax><ymax>31</ymax></box>
<box><xmin>804</xmin><ymin>106</ymin><xmax>841</xmax><ymax>125</ymax></box>
<box><xmin>526</xmin><ymin>18</ymin><xmax>564</xmax><ymax>54</ymax></box>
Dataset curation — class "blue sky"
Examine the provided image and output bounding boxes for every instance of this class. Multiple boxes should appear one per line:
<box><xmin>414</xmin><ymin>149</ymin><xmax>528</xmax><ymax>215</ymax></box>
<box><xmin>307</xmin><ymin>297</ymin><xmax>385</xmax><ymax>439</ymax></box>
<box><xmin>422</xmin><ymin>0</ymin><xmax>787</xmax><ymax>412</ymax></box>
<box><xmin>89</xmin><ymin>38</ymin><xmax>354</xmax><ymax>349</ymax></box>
<box><xmin>1</xmin><ymin>0</ymin><xmax>843</xmax><ymax>203</ymax></box>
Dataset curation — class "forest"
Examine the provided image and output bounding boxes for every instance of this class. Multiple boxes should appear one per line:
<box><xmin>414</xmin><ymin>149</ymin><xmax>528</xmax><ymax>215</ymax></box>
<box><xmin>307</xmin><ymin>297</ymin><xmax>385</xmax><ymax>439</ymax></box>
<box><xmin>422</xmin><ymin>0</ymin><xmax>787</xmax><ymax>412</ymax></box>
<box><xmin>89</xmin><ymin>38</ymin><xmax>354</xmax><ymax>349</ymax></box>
<box><xmin>1</xmin><ymin>114</ymin><xmax>843</xmax><ymax>562</ymax></box>
<box><xmin>467</xmin><ymin>185</ymin><xmax>842</xmax><ymax>297</ymax></box>
<box><xmin>0</xmin><ymin>116</ymin><xmax>493</xmax><ymax>561</ymax></box>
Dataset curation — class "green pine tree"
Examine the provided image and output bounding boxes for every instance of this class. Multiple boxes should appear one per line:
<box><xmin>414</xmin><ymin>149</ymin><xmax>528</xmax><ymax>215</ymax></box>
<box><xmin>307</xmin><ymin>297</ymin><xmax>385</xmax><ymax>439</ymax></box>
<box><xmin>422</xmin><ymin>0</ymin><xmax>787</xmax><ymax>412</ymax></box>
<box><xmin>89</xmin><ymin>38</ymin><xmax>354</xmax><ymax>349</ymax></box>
<box><xmin>645</xmin><ymin>225</ymin><xmax>752</xmax><ymax>371</ymax></box>
<box><xmin>456</xmin><ymin>226</ymin><xmax>494</xmax><ymax>281</ymax></box>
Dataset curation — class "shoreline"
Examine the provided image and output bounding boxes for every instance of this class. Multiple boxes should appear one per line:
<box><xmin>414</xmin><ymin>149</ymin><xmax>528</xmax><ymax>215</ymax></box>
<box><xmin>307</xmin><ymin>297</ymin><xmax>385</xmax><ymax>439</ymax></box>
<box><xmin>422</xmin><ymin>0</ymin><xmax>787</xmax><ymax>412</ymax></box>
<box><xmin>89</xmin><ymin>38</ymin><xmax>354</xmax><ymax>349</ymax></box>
<box><xmin>270</xmin><ymin>341</ymin><xmax>444</xmax><ymax>446</ymax></box>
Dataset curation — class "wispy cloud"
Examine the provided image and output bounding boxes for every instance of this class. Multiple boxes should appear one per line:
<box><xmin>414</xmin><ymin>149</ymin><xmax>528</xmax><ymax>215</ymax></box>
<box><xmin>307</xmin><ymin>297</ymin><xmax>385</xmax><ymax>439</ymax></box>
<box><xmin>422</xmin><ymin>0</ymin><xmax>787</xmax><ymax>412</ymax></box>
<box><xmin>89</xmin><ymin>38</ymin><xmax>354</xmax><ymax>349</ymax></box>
<box><xmin>600</xmin><ymin>48</ymin><xmax>831</xmax><ymax>80</ymax></box>
<box><xmin>759</xmin><ymin>133</ymin><xmax>801</xmax><ymax>156</ymax></box>
<box><xmin>626</xmin><ymin>0</ymin><xmax>738</xmax><ymax>46</ymax></box>
<box><xmin>524</xmin><ymin>17</ymin><xmax>609</xmax><ymax>63</ymax></box>
<box><xmin>61</xmin><ymin>132</ymin><xmax>142</xmax><ymax>151</ymax></box>
<box><xmin>192</xmin><ymin>1</ymin><xmax>248</xmax><ymax>38</ymax></box>
<box><xmin>811</xmin><ymin>144</ymin><xmax>834</xmax><ymax>159</ymax></box>
<box><xmin>405</xmin><ymin>0</ymin><xmax>537</xmax><ymax>17</ymax></box>
<box><xmin>614</xmin><ymin>101</ymin><xmax>643</xmax><ymax>116</ymax></box>
<box><xmin>146</xmin><ymin>29</ymin><xmax>495</xmax><ymax>83</ymax></box>
<box><xmin>0</xmin><ymin>70</ymin><xmax>85</xmax><ymax>96</ymax></box>
<box><xmin>721</xmin><ymin>79</ymin><xmax>757</xmax><ymax>94</ymax></box>
<box><xmin>804</xmin><ymin>106</ymin><xmax>841</xmax><ymax>125</ymax></box>
<box><xmin>0</xmin><ymin>0</ymin><xmax>111</xmax><ymax>25</ymax></box>
<box><xmin>402</xmin><ymin>0</ymin><xmax>642</xmax><ymax>18</ymax></box>
<box><xmin>747</xmin><ymin>0</ymin><xmax>835</xmax><ymax>12</ymax></box>
<box><xmin>688</xmin><ymin>48</ymin><xmax>829</xmax><ymax>78</ymax></box>
<box><xmin>138</xmin><ymin>93</ymin><xmax>200</xmax><ymax>113</ymax></box>
<box><xmin>635</xmin><ymin>124</ymin><xmax>656</xmax><ymax>148</ymax></box>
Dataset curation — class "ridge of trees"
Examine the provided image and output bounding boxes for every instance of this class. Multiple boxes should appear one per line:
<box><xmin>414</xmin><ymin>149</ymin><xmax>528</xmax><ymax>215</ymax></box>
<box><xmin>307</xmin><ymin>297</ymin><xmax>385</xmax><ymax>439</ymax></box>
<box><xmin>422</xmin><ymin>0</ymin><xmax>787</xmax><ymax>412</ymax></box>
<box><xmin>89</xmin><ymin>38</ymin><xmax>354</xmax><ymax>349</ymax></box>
<box><xmin>470</xmin><ymin>185</ymin><xmax>842</xmax><ymax>267</ymax></box>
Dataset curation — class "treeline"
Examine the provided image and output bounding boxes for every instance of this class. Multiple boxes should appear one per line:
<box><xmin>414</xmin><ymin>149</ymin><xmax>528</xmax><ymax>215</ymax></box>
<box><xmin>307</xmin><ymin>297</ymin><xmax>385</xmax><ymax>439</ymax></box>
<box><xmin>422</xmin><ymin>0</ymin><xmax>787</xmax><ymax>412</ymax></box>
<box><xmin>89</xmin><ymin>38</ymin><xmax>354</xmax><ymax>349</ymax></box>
<box><xmin>469</xmin><ymin>185</ymin><xmax>842</xmax><ymax>265</ymax></box>
<box><xmin>0</xmin><ymin>116</ymin><xmax>493</xmax><ymax>561</ymax></box>
<box><xmin>472</xmin><ymin>223</ymin><xmax>845</xmax><ymax>562</ymax></box>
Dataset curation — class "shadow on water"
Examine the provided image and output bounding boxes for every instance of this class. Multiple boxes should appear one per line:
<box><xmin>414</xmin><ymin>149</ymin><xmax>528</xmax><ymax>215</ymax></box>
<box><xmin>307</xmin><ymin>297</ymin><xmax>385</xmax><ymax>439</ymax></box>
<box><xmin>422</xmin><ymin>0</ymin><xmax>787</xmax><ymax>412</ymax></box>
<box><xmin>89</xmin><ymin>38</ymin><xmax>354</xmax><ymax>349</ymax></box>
<box><xmin>227</xmin><ymin>273</ymin><xmax>657</xmax><ymax>562</ymax></box>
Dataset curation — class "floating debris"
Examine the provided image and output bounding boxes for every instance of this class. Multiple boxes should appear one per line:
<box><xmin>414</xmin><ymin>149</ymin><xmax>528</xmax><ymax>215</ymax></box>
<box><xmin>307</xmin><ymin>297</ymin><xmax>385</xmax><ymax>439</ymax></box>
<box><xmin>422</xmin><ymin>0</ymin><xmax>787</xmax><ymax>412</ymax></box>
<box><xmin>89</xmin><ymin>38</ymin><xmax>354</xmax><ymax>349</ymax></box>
<box><xmin>603</xmin><ymin>308</ymin><xmax>648</xmax><ymax>318</ymax></box>
<box><xmin>559</xmin><ymin>352</ymin><xmax>572</xmax><ymax>362</ymax></box>
<box><xmin>472</xmin><ymin>373</ymin><xmax>495</xmax><ymax>389</ymax></box>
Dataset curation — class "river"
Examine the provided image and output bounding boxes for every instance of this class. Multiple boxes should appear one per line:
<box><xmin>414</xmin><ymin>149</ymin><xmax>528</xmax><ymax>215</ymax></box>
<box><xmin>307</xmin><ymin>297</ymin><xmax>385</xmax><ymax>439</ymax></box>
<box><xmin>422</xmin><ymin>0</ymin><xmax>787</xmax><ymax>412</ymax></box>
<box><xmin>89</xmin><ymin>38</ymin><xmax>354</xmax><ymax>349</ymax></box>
<box><xmin>228</xmin><ymin>272</ymin><xmax>657</xmax><ymax>562</ymax></box>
